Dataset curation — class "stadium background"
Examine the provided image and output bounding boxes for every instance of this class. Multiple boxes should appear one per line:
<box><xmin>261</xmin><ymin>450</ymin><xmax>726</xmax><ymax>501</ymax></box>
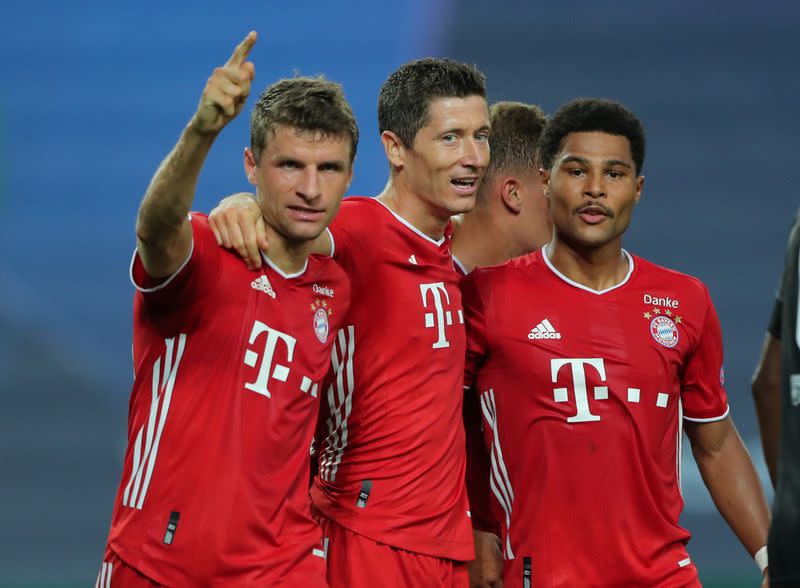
<box><xmin>0</xmin><ymin>1</ymin><xmax>797</xmax><ymax>586</ymax></box>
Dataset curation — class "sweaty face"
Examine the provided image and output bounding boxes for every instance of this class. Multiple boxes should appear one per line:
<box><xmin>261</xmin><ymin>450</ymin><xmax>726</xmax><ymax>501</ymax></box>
<box><xmin>543</xmin><ymin>131</ymin><xmax>643</xmax><ymax>253</ymax></box>
<box><xmin>401</xmin><ymin>95</ymin><xmax>490</xmax><ymax>217</ymax></box>
<box><xmin>248</xmin><ymin>125</ymin><xmax>353</xmax><ymax>244</ymax></box>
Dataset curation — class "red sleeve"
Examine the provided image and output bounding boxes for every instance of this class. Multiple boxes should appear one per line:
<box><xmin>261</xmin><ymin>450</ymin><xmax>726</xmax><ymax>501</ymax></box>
<box><xmin>681</xmin><ymin>287</ymin><xmax>730</xmax><ymax>421</ymax></box>
<box><xmin>130</xmin><ymin>213</ymin><xmax>222</xmax><ymax>305</ymax></box>
<box><xmin>462</xmin><ymin>271</ymin><xmax>490</xmax><ymax>390</ymax></box>
<box><xmin>461</xmin><ymin>271</ymin><xmax>498</xmax><ymax>533</ymax></box>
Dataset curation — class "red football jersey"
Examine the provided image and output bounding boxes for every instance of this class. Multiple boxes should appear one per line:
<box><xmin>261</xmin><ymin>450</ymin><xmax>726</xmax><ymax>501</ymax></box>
<box><xmin>105</xmin><ymin>214</ymin><xmax>350</xmax><ymax>586</ymax></box>
<box><xmin>462</xmin><ymin>248</ymin><xmax>728</xmax><ymax>588</ymax></box>
<box><xmin>311</xmin><ymin>197</ymin><xmax>474</xmax><ymax>561</ymax></box>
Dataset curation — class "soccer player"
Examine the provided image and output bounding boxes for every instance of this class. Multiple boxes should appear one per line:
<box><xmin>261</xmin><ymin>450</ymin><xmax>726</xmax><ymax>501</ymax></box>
<box><xmin>452</xmin><ymin>101</ymin><xmax>550</xmax><ymax>276</ymax></box>
<box><xmin>462</xmin><ymin>98</ymin><xmax>771</xmax><ymax>587</ymax></box>
<box><xmin>211</xmin><ymin>58</ymin><xmax>490</xmax><ymax>587</ymax></box>
<box><xmin>752</xmin><ymin>211</ymin><xmax>800</xmax><ymax>587</ymax></box>
<box><xmin>96</xmin><ymin>32</ymin><xmax>357</xmax><ymax>586</ymax></box>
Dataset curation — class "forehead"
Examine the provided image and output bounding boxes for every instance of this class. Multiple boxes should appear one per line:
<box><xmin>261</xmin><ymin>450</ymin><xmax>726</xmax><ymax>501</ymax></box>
<box><xmin>422</xmin><ymin>95</ymin><xmax>489</xmax><ymax>131</ymax></box>
<box><xmin>262</xmin><ymin>124</ymin><xmax>351</xmax><ymax>161</ymax></box>
<box><xmin>558</xmin><ymin>131</ymin><xmax>633</xmax><ymax>165</ymax></box>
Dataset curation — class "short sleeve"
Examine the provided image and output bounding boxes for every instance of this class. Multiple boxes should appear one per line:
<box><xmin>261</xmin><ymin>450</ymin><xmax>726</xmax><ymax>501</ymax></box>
<box><xmin>681</xmin><ymin>288</ymin><xmax>729</xmax><ymax>422</ymax></box>
<box><xmin>768</xmin><ymin>298</ymin><xmax>783</xmax><ymax>340</ymax></box>
<box><xmin>130</xmin><ymin>213</ymin><xmax>221</xmax><ymax>305</ymax></box>
<box><xmin>462</xmin><ymin>271</ymin><xmax>490</xmax><ymax>390</ymax></box>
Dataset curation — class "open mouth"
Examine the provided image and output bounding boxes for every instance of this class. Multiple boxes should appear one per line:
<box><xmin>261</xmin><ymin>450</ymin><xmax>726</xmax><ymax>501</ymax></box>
<box><xmin>451</xmin><ymin>177</ymin><xmax>479</xmax><ymax>194</ymax></box>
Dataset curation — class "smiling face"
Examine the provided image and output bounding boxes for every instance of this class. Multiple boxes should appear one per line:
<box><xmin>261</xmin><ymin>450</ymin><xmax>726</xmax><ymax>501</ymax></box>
<box><xmin>542</xmin><ymin>131</ymin><xmax>644</xmax><ymax>254</ymax></box>
<box><xmin>245</xmin><ymin>124</ymin><xmax>353</xmax><ymax>244</ymax></box>
<box><xmin>392</xmin><ymin>95</ymin><xmax>490</xmax><ymax>218</ymax></box>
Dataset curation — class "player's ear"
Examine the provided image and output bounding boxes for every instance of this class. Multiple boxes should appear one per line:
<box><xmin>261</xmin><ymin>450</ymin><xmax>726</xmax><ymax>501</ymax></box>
<box><xmin>540</xmin><ymin>168</ymin><xmax>551</xmax><ymax>198</ymax></box>
<box><xmin>634</xmin><ymin>174</ymin><xmax>644</xmax><ymax>204</ymax></box>
<box><xmin>244</xmin><ymin>148</ymin><xmax>258</xmax><ymax>185</ymax></box>
<box><xmin>381</xmin><ymin>131</ymin><xmax>406</xmax><ymax>170</ymax></box>
<box><xmin>500</xmin><ymin>178</ymin><xmax>522</xmax><ymax>214</ymax></box>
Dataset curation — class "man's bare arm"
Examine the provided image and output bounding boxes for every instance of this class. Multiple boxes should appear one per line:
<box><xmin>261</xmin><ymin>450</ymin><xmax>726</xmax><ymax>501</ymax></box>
<box><xmin>685</xmin><ymin>416</ymin><xmax>770</xmax><ymax>575</ymax></box>
<box><xmin>752</xmin><ymin>332</ymin><xmax>782</xmax><ymax>487</ymax></box>
<box><xmin>136</xmin><ymin>32</ymin><xmax>256</xmax><ymax>277</ymax></box>
<box><xmin>208</xmin><ymin>193</ymin><xmax>332</xmax><ymax>269</ymax></box>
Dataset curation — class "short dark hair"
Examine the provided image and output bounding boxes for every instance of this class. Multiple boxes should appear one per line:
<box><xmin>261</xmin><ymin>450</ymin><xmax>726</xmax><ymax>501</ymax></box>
<box><xmin>538</xmin><ymin>98</ymin><xmax>646</xmax><ymax>175</ymax></box>
<box><xmin>378</xmin><ymin>58</ymin><xmax>487</xmax><ymax>147</ymax></box>
<box><xmin>250</xmin><ymin>77</ymin><xmax>359</xmax><ymax>164</ymax></box>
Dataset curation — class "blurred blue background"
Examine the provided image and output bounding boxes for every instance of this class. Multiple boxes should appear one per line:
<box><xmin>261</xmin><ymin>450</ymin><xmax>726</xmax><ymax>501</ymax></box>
<box><xmin>0</xmin><ymin>1</ymin><xmax>797</xmax><ymax>586</ymax></box>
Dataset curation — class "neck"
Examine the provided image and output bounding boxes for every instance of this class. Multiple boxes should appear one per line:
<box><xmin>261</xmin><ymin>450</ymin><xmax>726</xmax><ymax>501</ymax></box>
<box><xmin>262</xmin><ymin>223</ymin><xmax>312</xmax><ymax>275</ymax></box>
<box><xmin>376</xmin><ymin>177</ymin><xmax>450</xmax><ymax>240</ymax></box>
<box><xmin>452</xmin><ymin>207</ymin><xmax>524</xmax><ymax>272</ymax></box>
<box><xmin>545</xmin><ymin>236</ymin><xmax>629</xmax><ymax>291</ymax></box>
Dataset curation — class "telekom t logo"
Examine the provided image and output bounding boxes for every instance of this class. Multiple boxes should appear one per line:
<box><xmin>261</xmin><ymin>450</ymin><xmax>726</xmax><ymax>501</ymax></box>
<box><xmin>243</xmin><ymin>320</ymin><xmax>297</xmax><ymax>398</ymax></box>
<box><xmin>420</xmin><ymin>282</ymin><xmax>464</xmax><ymax>349</ymax></box>
<box><xmin>551</xmin><ymin>358</ymin><xmax>608</xmax><ymax>423</ymax></box>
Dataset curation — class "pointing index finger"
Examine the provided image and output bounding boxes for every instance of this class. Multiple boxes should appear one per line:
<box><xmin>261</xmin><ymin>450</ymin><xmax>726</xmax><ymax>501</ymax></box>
<box><xmin>226</xmin><ymin>31</ymin><xmax>257</xmax><ymax>68</ymax></box>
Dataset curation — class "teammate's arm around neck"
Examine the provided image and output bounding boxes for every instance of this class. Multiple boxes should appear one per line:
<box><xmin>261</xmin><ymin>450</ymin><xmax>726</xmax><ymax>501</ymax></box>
<box><xmin>207</xmin><ymin>192</ymin><xmax>332</xmax><ymax>269</ymax></box>
<box><xmin>136</xmin><ymin>32</ymin><xmax>256</xmax><ymax>278</ymax></box>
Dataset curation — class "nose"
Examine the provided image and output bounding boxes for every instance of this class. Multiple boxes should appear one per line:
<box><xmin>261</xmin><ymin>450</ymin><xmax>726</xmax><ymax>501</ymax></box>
<box><xmin>461</xmin><ymin>137</ymin><xmax>487</xmax><ymax>170</ymax></box>
<box><xmin>297</xmin><ymin>168</ymin><xmax>322</xmax><ymax>201</ymax></box>
<box><xmin>583</xmin><ymin>172</ymin><xmax>606</xmax><ymax>198</ymax></box>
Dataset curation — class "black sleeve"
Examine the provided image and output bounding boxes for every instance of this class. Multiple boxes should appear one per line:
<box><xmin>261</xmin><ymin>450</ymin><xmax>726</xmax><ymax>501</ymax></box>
<box><xmin>768</xmin><ymin>297</ymin><xmax>783</xmax><ymax>340</ymax></box>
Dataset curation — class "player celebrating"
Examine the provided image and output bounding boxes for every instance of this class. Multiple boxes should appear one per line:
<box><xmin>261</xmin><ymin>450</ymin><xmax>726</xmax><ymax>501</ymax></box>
<box><xmin>462</xmin><ymin>98</ymin><xmax>771</xmax><ymax>587</ymax></box>
<box><xmin>210</xmin><ymin>58</ymin><xmax>490</xmax><ymax>586</ymax></box>
<box><xmin>96</xmin><ymin>32</ymin><xmax>357</xmax><ymax>586</ymax></box>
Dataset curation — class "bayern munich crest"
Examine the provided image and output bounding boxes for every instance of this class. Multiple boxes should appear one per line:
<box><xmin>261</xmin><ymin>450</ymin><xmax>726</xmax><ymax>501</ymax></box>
<box><xmin>311</xmin><ymin>299</ymin><xmax>331</xmax><ymax>343</ymax></box>
<box><xmin>650</xmin><ymin>315</ymin><xmax>679</xmax><ymax>348</ymax></box>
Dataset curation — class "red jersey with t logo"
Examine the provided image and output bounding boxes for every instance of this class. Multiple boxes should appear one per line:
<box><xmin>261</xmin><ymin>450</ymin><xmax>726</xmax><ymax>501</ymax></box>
<box><xmin>105</xmin><ymin>213</ymin><xmax>350</xmax><ymax>586</ymax></box>
<box><xmin>462</xmin><ymin>248</ymin><xmax>728</xmax><ymax>588</ymax></box>
<box><xmin>311</xmin><ymin>197</ymin><xmax>474</xmax><ymax>561</ymax></box>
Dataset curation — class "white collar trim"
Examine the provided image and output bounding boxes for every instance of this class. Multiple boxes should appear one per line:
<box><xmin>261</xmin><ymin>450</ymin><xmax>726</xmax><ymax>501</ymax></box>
<box><xmin>260</xmin><ymin>251</ymin><xmax>308</xmax><ymax>279</ymax></box>
<box><xmin>375</xmin><ymin>198</ymin><xmax>446</xmax><ymax>246</ymax></box>
<box><xmin>542</xmin><ymin>247</ymin><xmax>634</xmax><ymax>295</ymax></box>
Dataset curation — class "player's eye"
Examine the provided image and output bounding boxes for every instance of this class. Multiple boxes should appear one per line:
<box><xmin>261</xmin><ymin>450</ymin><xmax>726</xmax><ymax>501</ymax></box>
<box><xmin>475</xmin><ymin>131</ymin><xmax>489</xmax><ymax>142</ymax></box>
<box><xmin>607</xmin><ymin>170</ymin><xmax>623</xmax><ymax>179</ymax></box>
<box><xmin>280</xmin><ymin>160</ymin><xmax>301</xmax><ymax>169</ymax></box>
<box><xmin>442</xmin><ymin>134</ymin><xmax>458</xmax><ymax>144</ymax></box>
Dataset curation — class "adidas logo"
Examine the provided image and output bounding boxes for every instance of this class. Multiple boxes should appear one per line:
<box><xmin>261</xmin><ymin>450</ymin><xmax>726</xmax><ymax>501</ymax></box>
<box><xmin>251</xmin><ymin>275</ymin><xmax>276</xmax><ymax>299</ymax></box>
<box><xmin>408</xmin><ymin>254</ymin><xmax>418</xmax><ymax>265</ymax></box>
<box><xmin>528</xmin><ymin>319</ymin><xmax>562</xmax><ymax>340</ymax></box>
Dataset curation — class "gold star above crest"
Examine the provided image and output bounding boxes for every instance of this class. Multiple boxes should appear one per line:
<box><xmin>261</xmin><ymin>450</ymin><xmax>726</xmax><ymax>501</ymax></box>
<box><xmin>665</xmin><ymin>309</ymin><xmax>672</xmax><ymax>316</ymax></box>
<box><xmin>322</xmin><ymin>300</ymin><xmax>328</xmax><ymax>308</ymax></box>
<box><xmin>675</xmin><ymin>316</ymin><xmax>682</xmax><ymax>324</ymax></box>
<box><xmin>653</xmin><ymin>308</ymin><xmax>661</xmax><ymax>314</ymax></box>
<box><xmin>310</xmin><ymin>303</ymin><xmax>316</xmax><ymax>311</ymax></box>
<box><xmin>644</xmin><ymin>312</ymin><xmax>652</xmax><ymax>319</ymax></box>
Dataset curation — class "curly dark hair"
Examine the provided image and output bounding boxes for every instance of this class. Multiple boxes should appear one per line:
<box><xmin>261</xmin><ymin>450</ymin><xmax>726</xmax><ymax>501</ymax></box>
<box><xmin>538</xmin><ymin>98</ymin><xmax>645</xmax><ymax>175</ymax></box>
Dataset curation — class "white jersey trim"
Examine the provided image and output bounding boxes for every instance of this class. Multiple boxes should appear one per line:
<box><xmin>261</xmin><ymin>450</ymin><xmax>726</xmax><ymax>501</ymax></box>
<box><xmin>683</xmin><ymin>404</ymin><xmax>730</xmax><ymax>423</ymax></box>
<box><xmin>453</xmin><ymin>255</ymin><xmax>470</xmax><ymax>276</ymax></box>
<box><xmin>481</xmin><ymin>388</ymin><xmax>515</xmax><ymax>560</ymax></box>
<box><xmin>542</xmin><ymin>246</ymin><xmax>635</xmax><ymax>295</ymax></box>
<box><xmin>129</xmin><ymin>234</ymin><xmax>195</xmax><ymax>294</ymax></box>
<box><xmin>260</xmin><ymin>252</ymin><xmax>309</xmax><ymax>279</ymax></box>
<box><xmin>326</xmin><ymin>227</ymin><xmax>335</xmax><ymax>258</ymax></box>
<box><xmin>319</xmin><ymin>325</ymin><xmax>356</xmax><ymax>482</ymax></box>
<box><xmin>375</xmin><ymin>198</ymin><xmax>446</xmax><ymax>246</ymax></box>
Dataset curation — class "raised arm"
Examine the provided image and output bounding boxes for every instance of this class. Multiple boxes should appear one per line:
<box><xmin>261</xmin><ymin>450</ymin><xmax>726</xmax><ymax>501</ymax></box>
<box><xmin>685</xmin><ymin>416</ymin><xmax>771</xmax><ymax>581</ymax></box>
<box><xmin>136</xmin><ymin>32</ymin><xmax>256</xmax><ymax>277</ymax></box>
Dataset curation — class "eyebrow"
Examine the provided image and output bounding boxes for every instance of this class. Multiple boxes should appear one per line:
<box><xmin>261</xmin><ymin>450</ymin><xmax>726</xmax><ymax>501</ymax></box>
<box><xmin>441</xmin><ymin>125</ymin><xmax>491</xmax><ymax>135</ymax></box>
<box><xmin>560</xmin><ymin>155</ymin><xmax>632</xmax><ymax>169</ymax></box>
